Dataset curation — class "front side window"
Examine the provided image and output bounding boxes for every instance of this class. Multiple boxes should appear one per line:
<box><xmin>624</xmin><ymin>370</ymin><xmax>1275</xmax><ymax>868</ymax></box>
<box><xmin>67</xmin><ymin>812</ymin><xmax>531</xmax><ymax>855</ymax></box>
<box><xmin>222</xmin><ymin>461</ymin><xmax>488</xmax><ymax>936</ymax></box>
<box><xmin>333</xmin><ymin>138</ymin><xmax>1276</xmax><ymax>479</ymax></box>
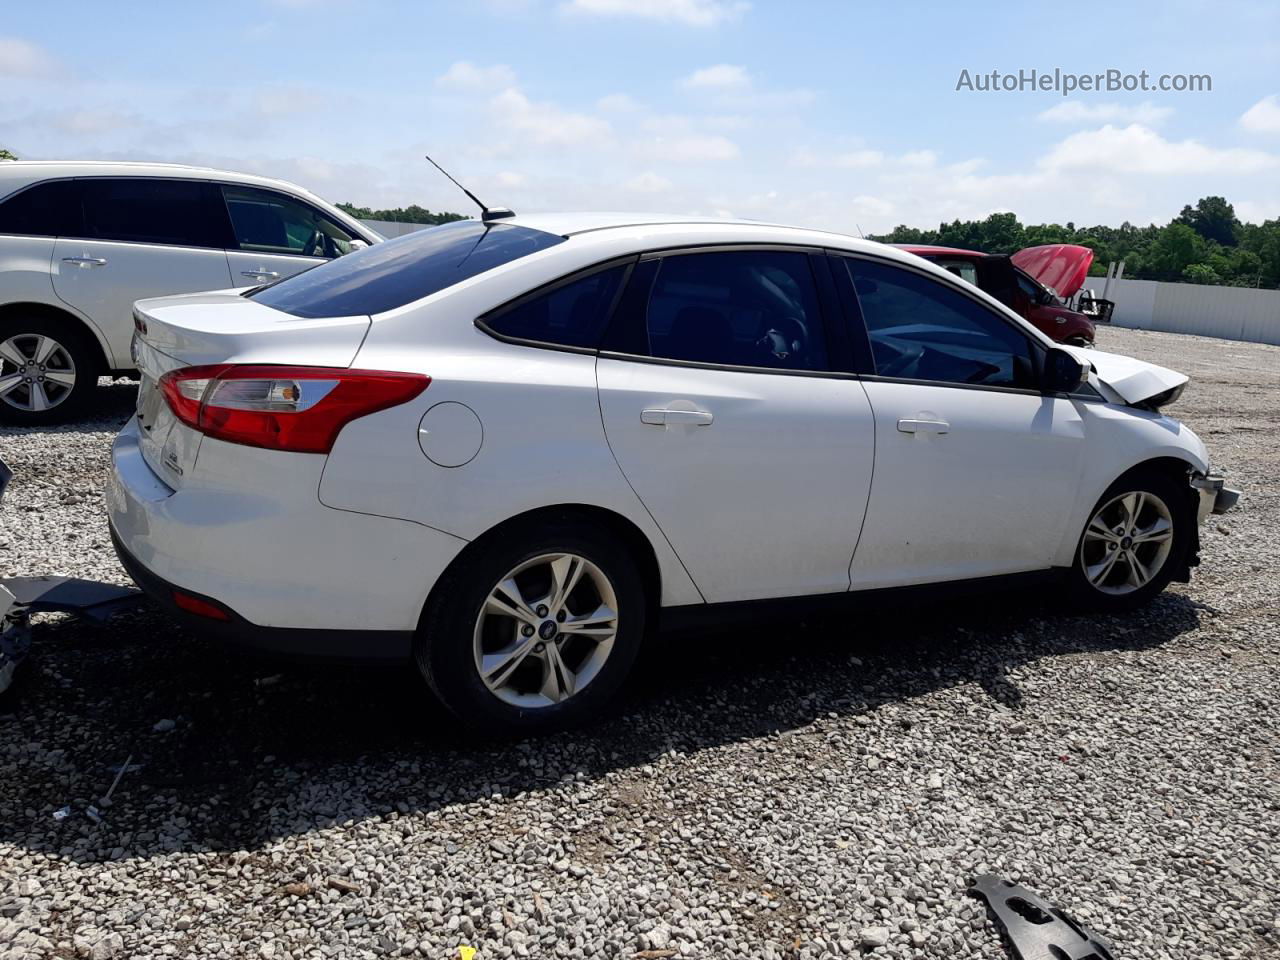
<box><xmin>249</xmin><ymin>219</ymin><xmax>565</xmax><ymax>319</ymax></box>
<box><xmin>620</xmin><ymin>250</ymin><xmax>828</xmax><ymax>372</ymax></box>
<box><xmin>483</xmin><ymin>264</ymin><xmax>628</xmax><ymax>348</ymax></box>
<box><xmin>223</xmin><ymin>186</ymin><xmax>356</xmax><ymax>258</ymax></box>
<box><xmin>79</xmin><ymin>178</ymin><xmax>224</xmax><ymax>248</ymax></box>
<box><xmin>844</xmin><ymin>258</ymin><xmax>1035</xmax><ymax>388</ymax></box>
<box><xmin>0</xmin><ymin>180</ymin><xmax>82</xmax><ymax>237</ymax></box>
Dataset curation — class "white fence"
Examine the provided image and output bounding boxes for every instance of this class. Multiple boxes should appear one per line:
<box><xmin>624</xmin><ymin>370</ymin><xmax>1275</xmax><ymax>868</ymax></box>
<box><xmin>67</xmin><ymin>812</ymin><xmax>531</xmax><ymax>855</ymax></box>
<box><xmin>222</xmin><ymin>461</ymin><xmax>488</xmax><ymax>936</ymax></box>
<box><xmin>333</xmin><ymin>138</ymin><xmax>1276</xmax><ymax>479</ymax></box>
<box><xmin>1089</xmin><ymin>276</ymin><xmax>1280</xmax><ymax>346</ymax></box>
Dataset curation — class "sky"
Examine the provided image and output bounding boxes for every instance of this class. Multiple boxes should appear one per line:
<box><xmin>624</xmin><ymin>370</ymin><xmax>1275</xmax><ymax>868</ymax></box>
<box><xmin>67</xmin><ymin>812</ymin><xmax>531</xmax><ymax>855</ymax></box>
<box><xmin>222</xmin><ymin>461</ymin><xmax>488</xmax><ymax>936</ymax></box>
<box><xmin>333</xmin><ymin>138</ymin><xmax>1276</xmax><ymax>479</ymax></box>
<box><xmin>2</xmin><ymin>0</ymin><xmax>1279</xmax><ymax>234</ymax></box>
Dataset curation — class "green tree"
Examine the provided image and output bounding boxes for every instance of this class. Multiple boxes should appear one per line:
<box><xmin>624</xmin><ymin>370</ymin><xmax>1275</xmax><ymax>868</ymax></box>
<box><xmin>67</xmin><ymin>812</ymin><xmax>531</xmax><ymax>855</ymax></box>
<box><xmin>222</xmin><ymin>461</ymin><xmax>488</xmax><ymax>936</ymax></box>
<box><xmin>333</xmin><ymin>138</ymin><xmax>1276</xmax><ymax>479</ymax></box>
<box><xmin>1175</xmin><ymin>196</ymin><xmax>1240</xmax><ymax>247</ymax></box>
<box><xmin>0</xmin><ymin>148</ymin><xmax>17</xmax><ymax>161</ymax></box>
<box><xmin>336</xmin><ymin>202</ymin><xmax>467</xmax><ymax>225</ymax></box>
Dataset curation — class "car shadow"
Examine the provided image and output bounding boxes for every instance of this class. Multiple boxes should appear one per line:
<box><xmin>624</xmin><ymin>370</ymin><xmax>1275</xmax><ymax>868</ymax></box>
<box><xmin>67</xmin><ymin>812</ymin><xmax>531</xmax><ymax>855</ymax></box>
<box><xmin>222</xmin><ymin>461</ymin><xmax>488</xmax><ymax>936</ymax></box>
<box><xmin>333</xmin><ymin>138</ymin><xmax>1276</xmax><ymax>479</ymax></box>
<box><xmin>0</xmin><ymin>586</ymin><xmax>1203</xmax><ymax>863</ymax></box>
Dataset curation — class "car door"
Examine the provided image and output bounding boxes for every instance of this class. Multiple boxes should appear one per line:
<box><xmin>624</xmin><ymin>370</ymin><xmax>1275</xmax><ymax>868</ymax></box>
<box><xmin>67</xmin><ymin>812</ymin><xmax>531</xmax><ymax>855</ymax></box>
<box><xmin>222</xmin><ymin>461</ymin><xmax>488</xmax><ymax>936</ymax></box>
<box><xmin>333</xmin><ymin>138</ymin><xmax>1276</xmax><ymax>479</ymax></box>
<box><xmin>221</xmin><ymin>185</ymin><xmax>360</xmax><ymax>287</ymax></box>
<box><xmin>51</xmin><ymin>178</ymin><xmax>234</xmax><ymax>369</ymax></box>
<box><xmin>596</xmin><ymin>248</ymin><xmax>876</xmax><ymax>603</ymax></box>
<box><xmin>832</xmin><ymin>254</ymin><xmax>1088</xmax><ymax>589</ymax></box>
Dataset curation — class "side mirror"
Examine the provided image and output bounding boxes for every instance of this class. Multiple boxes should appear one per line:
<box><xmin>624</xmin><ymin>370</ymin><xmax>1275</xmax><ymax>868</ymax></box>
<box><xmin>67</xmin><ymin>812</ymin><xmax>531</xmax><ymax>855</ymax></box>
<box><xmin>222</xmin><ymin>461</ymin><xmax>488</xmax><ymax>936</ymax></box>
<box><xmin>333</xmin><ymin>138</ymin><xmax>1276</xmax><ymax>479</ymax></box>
<box><xmin>345</xmin><ymin>239</ymin><xmax>370</xmax><ymax>255</ymax></box>
<box><xmin>1042</xmin><ymin>347</ymin><xmax>1086</xmax><ymax>394</ymax></box>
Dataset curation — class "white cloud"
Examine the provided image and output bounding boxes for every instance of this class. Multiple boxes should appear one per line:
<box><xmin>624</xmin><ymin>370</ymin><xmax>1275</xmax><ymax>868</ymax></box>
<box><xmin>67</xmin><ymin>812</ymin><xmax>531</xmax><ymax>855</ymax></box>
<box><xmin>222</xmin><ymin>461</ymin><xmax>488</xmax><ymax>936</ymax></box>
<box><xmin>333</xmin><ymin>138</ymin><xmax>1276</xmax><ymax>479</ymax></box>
<box><xmin>436</xmin><ymin>61</ymin><xmax>518</xmax><ymax>92</ymax></box>
<box><xmin>1041</xmin><ymin>124</ymin><xmax>1279</xmax><ymax>175</ymax></box>
<box><xmin>254</xmin><ymin>87</ymin><xmax>327</xmax><ymax>117</ymax></box>
<box><xmin>52</xmin><ymin>110</ymin><xmax>137</xmax><ymax>135</ymax></box>
<box><xmin>625</xmin><ymin>171</ymin><xmax>672</xmax><ymax>192</ymax></box>
<box><xmin>596</xmin><ymin>93</ymin><xmax>643</xmax><ymax>112</ymax></box>
<box><xmin>559</xmin><ymin>0</ymin><xmax>748</xmax><ymax>27</ymax></box>
<box><xmin>489</xmin><ymin>87</ymin><xmax>613</xmax><ymax>146</ymax></box>
<box><xmin>1240</xmin><ymin>94</ymin><xmax>1280</xmax><ymax>134</ymax></box>
<box><xmin>1037</xmin><ymin>100</ymin><xmax>1173</xmax><ymax>125</ymax></box>
<box><xmin>792</xmin><ymin>147</ymin><xmax>883</xmax><ymax>169</ymax></box>
<box><xmin>645</xmin><ymin>134</ymin><xmax>739</xmax><ymax>162</ymax></box>
<box><xmin>0</xmin><ymin>36</ymin><xmax>55</xmax><ymax>77</ymax></box>
<box><xmin>901</xmin><ymin>150</ymin><xmax>938</xmax><ymax>168</ymax></box>
<box><xmin>683</xmin><ymin>64</ymin><xmax>751</xmax><ymax>91</ymax></box>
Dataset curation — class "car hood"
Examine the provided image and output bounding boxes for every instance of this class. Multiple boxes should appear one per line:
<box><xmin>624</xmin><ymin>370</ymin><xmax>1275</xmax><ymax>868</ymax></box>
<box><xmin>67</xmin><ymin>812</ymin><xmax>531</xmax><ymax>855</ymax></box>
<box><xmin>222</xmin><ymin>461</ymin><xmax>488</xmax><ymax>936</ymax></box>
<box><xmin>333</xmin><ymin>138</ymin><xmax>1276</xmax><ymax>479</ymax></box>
<box><xmin>1011</xmin><ymin>244</ymin><xmax>1094</xmax><ymax>298</ymax></box>
<box><xmin>1062</xmin><ymin>345</ymin><xmax>1189</xmax><ymax>405</ymax></box>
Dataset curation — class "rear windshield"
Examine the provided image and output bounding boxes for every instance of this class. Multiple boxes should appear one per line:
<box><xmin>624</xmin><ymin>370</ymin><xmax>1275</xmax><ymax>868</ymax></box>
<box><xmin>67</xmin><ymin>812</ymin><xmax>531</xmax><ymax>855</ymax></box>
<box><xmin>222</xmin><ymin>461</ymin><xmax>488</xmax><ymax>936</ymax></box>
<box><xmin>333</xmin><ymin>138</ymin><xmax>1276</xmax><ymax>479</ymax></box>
<box><xmin>248</xmin><ymin>219</ymin><xmax>566</xmax><ymax>319</ymax></box>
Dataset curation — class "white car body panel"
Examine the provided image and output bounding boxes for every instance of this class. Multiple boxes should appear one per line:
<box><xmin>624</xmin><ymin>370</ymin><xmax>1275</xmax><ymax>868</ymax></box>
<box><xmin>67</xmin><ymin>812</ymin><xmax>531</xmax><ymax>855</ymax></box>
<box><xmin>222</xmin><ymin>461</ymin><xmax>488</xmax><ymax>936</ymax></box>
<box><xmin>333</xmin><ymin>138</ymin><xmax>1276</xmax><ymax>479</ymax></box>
<box><xmin>52</xmin><ymin>239</ymin><xmax>234</xmax><ymax>359</ymax></box>
<box><xmin>0</xmin><ymin>161</ymin><xmax>379</xmax><ymax>371</ymax></box>
<box><xmin>109</xmin><ymin>213</ymin><xmax>1217</xmax><ymax>646</ymax></box>
<box><xmin>1066</xmin><ymin>346</ymin><xmax>1190</xmax><ymax>405</ymax></box>
<box><xmin>596</xmin><ymin>357</ymin><xmax>874</xmax><ymax>602</ymax></box>
<box><xmin>851</xmin><ymin>382</ymin><xmax>1086</xmax><ymax>588</ymax></box>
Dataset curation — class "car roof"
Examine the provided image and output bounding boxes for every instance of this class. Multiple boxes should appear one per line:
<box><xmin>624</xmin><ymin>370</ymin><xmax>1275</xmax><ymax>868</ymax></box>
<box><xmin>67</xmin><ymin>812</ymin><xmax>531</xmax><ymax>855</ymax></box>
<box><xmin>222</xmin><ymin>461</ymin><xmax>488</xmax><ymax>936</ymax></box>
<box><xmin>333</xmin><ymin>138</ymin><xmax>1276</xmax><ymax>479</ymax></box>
<box><xmin>501</xmin><ymin>211</ymin><xmax>931</xmax><ymax>264</ymax></box>
<box><xmin>0</xmin><ymin>159</ymin><xmax>328</xmax><ymax>202</ymax></box>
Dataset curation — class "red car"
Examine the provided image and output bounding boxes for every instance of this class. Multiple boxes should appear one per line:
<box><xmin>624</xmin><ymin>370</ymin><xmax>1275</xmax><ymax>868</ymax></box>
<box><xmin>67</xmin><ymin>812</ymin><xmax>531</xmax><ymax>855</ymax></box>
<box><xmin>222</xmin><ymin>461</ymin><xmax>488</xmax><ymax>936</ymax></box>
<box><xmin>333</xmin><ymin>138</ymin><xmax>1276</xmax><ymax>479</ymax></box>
<box><xmin>897</xmin><ymin>243</ymin><xmax>1096</xmax><ymax>346</ymax></box>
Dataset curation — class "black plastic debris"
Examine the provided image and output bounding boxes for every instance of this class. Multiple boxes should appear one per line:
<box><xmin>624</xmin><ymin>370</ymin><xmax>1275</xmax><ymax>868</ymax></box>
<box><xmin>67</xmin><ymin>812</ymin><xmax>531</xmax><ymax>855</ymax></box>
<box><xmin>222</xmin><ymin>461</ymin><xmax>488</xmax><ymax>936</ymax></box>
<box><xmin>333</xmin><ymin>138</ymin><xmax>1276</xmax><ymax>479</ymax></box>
<box><xmin>969</xmin><ymin>873</ymin><xmax>1115</xmax><ymax>960</ymax></box>
<box><xmin>1</xmin><ymin>576</ymin><xmax>144</xmax><ymax>620</ymax></box>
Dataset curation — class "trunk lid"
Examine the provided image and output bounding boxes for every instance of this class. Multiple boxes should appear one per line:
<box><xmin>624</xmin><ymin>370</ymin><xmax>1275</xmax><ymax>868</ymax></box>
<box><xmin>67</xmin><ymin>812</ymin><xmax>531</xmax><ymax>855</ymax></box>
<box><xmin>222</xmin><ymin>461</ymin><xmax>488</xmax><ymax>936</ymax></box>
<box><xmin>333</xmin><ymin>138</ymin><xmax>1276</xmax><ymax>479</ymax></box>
<box><xmin>1011</xmin><ymin>244</ymin><xmax>1094</xmax><ymax>299</ymax></box>
<box><xmin>131</xmin><ymin>290</ymin><xmax>371</xmax><ymax>487</ymax></box>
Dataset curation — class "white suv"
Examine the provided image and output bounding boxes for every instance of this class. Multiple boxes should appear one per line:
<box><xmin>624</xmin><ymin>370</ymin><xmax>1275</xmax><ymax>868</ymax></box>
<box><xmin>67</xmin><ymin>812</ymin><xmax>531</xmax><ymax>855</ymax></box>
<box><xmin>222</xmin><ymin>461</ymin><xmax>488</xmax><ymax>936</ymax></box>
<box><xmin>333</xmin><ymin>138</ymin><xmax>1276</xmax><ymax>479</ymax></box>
<box><xmin>0</xmin><ymin>161</ymin><xmax>379</xmax><ymax>423</ymax></box>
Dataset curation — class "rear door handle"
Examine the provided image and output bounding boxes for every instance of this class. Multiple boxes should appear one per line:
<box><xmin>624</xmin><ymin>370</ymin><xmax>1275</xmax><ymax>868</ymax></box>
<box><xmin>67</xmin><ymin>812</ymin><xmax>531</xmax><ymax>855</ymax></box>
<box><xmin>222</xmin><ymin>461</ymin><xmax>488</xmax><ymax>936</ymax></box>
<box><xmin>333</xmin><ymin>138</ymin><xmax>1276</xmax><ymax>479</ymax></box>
<box><xmin>241</xmin><ymin>269</ymin><xmax>280</xmax><ymax>280</ymax></box>
<box><xmin>641</xmin><ymin>408</ymin><xmax>714</xmax><ymax>426</ymax></box>
<box><xmin>897</xmin><ymin>418</ymin><xmax>950</xmax><ymax>435</ymax></box>
<box><xmin>62</xmin><ymin>256</ymin><xmax>107</xmax><ymax>267</ymax></box>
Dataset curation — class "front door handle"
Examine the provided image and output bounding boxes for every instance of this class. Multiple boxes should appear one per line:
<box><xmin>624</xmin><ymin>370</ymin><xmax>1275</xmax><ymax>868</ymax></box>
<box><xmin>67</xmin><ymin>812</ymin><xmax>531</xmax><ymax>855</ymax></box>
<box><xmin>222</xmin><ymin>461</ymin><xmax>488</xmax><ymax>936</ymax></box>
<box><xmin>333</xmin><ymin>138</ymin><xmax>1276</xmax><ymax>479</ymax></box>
<box><xmin>897</xmin><ymin>418</ymin><xmax>950</xmax><ymax>435</ymax></box>
<box><xmin>241</xmin><ymin>269</ymin><xmax>280</xmax><ymax>281</ymax></box>
<box><xmin>641</xmin><ymin>408</ymin><xmax>714</xmax><ymax>426</ymax></box>
<box><xmin>62</xmin><ymin>256</ymin><xmax>107</xmax><ymax>268</ymax></box>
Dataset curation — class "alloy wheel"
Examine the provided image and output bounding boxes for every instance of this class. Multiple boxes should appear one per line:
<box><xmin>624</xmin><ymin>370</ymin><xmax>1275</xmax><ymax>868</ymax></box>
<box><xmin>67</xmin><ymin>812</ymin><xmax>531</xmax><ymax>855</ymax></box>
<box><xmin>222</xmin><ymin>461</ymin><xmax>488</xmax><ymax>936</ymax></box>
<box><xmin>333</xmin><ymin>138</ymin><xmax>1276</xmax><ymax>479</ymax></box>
<box><xmin>0</xmin><ymin>334</ymin><xmax>77</xmax><ymax>412</ymax></box>
<box><xmin>473</xmin><ymin>552</ymin><xmax>619</xmax><ymax>708</ymax></box>
<box><xmin>1079</xmin><ymin>490</ymin><xmax>1175</xmax><ymax>595</ymax></box>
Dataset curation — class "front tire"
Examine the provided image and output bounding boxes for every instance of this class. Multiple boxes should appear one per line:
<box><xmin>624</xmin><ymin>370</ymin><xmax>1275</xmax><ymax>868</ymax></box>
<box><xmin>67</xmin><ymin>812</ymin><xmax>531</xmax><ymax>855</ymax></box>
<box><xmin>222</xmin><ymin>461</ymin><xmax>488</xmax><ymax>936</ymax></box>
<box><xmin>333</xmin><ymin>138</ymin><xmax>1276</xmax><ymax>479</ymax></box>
<box><xmin>416</xmin><ymin>518</ymin><xmax>646</xmax><ymax>736</ymax></box>
<box><xmin>0</xmin><ymin>315</ymin><xmax>101</xmax><ymax>425</ymax></box>
<box><xmin>1068</xmin><ymin>468</ymin><xmax>1193</xmax><ymax>610</ymax></box>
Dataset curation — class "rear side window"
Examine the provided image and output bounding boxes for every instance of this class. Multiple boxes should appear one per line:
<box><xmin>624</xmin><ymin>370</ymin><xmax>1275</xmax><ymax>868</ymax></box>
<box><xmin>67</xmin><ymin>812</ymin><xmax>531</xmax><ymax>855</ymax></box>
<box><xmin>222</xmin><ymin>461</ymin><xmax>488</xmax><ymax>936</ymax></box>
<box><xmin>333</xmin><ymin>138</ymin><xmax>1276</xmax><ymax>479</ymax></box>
<box><xmin>80</xmin><ymin>179</ymin><xmax>226</xmax><ymax>248</ymax></box>
<box><xmin>612</xmin><ymin>249</ymin><xmax>829</xmax><ymax>372</ymax></box>
<box><xmin>223</xmin><ymin>185</ymin><xmax>356</xmax><ymax>258</ymax></box>
<box><xmin>250</xmin><ymin>220</ymin><xmax>565</xmax><ymax>319</ymax></box>
<box><xmin>844</xmin><ymin>258</ymin><xmax>1034</xmax><ymax>388</ymax></box>
<box><xmin>0</xmin><ymin>180</ymin><xmax>82</xmax><ymax>237</ymax></box>
<box><xmin>482</xmin><ymin>264</ymin><xmax>628</xmax><ymax>348</ymax></box>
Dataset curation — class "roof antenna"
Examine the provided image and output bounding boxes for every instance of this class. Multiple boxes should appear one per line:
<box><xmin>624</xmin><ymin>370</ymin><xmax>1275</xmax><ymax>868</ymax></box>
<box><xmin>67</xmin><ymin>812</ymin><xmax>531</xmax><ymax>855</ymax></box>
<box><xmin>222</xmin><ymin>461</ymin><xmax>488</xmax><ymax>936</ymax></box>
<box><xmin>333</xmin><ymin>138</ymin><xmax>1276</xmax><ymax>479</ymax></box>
<box><xmin>424</xmin><ymin>154</ymin><xmax>515</xmax><ymax>222</ymax></box>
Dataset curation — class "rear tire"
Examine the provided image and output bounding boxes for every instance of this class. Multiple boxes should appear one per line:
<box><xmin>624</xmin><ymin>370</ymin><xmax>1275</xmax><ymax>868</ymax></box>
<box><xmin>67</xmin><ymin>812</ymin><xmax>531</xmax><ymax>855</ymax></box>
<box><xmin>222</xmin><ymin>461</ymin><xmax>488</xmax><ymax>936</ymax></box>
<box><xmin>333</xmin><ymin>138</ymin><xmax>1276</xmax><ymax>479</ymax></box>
<box><xmin>416</xmin><ymin>517</ymin><xmax>646</xmax><ymax>736</ymax></box>
<box><xmin>1068</xmin><ymin>468</ymin><xmax>1193</xmax><ymax>611</ymax></box>
<box><xmin>0</xmin><ymin>315</ymin><xmax>101</xmax><ymax>425</ymax></box>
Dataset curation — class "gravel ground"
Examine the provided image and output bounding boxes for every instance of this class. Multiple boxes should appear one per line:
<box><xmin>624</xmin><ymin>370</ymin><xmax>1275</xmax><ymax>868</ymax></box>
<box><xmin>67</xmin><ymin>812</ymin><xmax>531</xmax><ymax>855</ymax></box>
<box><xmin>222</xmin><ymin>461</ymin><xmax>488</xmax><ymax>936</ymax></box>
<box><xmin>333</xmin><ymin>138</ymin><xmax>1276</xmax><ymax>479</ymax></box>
<box><xmin>1</xmin><ymin>325</ymin><xmax>1277</xmax><ymax>960</ymax></box>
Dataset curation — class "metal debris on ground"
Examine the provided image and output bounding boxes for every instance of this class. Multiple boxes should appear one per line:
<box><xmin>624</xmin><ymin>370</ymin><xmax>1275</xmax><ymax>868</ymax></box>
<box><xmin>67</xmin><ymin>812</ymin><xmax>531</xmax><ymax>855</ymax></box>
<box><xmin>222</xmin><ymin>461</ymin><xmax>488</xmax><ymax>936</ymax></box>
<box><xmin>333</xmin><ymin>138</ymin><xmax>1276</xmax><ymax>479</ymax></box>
<box><xmin>969</xmin><ymin>873</ymin><xmax>1115</xmax><ymax>960</ymax></box>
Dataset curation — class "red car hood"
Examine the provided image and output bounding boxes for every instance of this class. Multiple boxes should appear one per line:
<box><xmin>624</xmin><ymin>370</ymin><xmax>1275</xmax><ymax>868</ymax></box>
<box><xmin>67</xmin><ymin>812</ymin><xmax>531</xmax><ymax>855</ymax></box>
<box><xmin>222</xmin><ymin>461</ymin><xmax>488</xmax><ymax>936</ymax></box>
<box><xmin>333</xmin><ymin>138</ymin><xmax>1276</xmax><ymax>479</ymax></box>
<box><xmin>1011</xmin><ymin>244</ymin><xmax>1094</xmax><ymax>298</ymax></box>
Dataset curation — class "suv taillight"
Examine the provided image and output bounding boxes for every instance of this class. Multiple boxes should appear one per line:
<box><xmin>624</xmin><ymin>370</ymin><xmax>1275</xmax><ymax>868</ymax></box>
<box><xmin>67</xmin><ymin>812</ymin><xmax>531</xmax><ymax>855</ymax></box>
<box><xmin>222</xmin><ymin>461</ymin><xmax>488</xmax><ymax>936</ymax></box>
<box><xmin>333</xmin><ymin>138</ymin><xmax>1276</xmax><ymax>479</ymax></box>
<box><xmin>159</xmin><ymin>365</ymin><xmax>430</xmax><ymax>454</ymax></box>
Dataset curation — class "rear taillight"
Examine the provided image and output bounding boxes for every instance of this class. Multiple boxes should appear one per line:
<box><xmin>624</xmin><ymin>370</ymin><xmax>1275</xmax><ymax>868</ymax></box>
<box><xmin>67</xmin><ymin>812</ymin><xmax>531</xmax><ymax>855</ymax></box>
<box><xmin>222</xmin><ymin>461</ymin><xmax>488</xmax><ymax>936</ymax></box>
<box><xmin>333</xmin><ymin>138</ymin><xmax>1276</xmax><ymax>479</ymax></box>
<box><xmin>159</xmin><ymin>365</ymin><xmax>430</xmax><ymax>454</ymax></box>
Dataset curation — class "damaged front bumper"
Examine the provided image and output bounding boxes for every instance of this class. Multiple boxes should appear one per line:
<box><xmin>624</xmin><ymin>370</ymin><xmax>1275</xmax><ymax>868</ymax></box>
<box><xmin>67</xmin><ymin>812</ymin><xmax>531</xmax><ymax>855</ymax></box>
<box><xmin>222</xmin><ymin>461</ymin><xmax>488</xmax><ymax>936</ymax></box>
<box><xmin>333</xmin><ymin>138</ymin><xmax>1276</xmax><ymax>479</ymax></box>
<box><xmin>1191</xmin><ymin>473</ymin><xmax>1240</xmax><ymax>525</ymax></box>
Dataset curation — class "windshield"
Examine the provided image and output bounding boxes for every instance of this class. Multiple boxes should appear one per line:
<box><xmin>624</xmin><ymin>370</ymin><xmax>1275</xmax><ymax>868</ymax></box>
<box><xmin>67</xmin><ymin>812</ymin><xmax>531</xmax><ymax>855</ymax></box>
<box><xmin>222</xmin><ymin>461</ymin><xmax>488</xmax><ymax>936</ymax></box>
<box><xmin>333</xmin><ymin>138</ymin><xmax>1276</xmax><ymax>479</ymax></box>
<box><xmin>249</xmin><ymin>219</ymin><xmax>566</xmax><ymax>319</ymax></box>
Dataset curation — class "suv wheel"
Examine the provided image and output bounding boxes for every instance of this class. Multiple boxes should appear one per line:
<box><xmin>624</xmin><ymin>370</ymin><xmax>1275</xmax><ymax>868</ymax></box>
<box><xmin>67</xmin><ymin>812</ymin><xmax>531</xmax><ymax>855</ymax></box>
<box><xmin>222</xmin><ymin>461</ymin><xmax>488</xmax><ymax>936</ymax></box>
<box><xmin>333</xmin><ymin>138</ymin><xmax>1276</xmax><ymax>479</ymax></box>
<box><xmin>0</xmin><ymin>316</ymin><xmax>101</xmax><ymax>424</ymax></box>
<box><xmin>417</xmin><ymin>519</ymin><xmax>646</xmax><ymax>735</ymax></box>
<box><xmin>1069</xmin><ymin>468</ymin><xmax>1193</xmax><ymax>610</ymax></box>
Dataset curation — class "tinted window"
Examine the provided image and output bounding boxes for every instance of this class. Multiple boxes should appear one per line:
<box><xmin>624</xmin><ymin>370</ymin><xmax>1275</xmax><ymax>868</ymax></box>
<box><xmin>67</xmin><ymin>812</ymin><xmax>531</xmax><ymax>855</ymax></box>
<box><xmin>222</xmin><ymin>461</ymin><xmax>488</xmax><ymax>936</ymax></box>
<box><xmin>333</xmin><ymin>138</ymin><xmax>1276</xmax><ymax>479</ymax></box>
<box><xmin>0</xmin><ymin>180</ymin><xmax>82</xmax><ymax>237</ymax></box>
<box><xmin>224</xmin><ymin>185</ymin><xmax>356</xmax><ymax>258</ymax></box>
<box><xmin>623</xmin><ymin>250</ymin><xmax>828</xmax><ymax>372</ymax></box>
<box><xmin>845</xmin><ymin>258</ymin><xmax>1034</xmax><ymax>388</ymax></box>
<box><xmin>250</xmin><ymin>220</ymin><xmax>565</xmax><ymax>319</ymax></box>
<box><xmin>80</xmin><ymin>179</ymin><xmax>225</xmax><ymax>248</ymax></box>
<box><xmin>484</xmin><ymin>264</ymin><xmax>627</xmax><ymax>348</ymax></box>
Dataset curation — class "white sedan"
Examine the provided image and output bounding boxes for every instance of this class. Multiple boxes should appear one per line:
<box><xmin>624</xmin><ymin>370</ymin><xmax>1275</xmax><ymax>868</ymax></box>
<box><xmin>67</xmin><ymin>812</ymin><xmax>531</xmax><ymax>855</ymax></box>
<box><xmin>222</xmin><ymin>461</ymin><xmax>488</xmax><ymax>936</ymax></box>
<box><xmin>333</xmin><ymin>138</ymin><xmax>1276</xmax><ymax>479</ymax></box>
<box><xmin>108</xmin><ymin>213</ymin><xmax>1237</xmax><ymax>733</ymax></box>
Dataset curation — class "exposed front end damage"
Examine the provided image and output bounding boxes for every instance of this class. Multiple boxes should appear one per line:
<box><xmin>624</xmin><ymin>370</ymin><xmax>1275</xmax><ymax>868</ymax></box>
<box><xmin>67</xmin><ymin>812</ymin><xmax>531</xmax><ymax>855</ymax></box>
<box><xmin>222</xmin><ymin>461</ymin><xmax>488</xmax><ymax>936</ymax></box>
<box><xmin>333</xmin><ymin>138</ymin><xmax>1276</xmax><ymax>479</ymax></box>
<box><xmin>1191</xmin><ymin>473</ymin><xmax>1241</xmax><ymax>524</ymax></box>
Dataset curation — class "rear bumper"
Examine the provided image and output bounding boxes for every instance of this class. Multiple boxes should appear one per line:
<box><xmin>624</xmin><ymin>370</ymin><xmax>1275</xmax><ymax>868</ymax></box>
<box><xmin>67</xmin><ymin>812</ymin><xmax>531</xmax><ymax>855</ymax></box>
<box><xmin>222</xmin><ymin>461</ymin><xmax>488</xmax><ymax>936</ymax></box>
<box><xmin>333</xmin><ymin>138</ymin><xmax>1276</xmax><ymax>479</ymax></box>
<box><xmin>107</xmin><ymin>417</ymin><xmax>468</xmax><ymax>661</ymax></box>
<box><xmin>1191</xmin><ymin>473</ymin><xmax>1241</xmax><ymax>525</ymax></box>
<box><xmin>110</xmin><ymin>525</ymin><xmax>412</xmax><ymax>661</ymax></box>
